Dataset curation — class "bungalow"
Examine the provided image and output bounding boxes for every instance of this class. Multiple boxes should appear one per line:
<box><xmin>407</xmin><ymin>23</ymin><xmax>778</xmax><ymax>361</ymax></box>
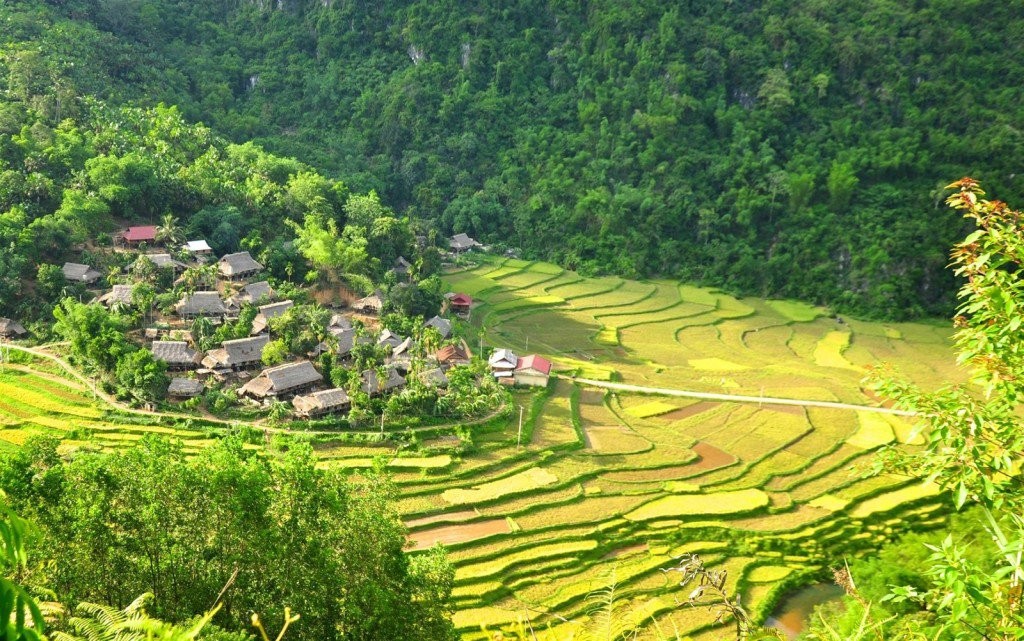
<box><xmin>392</xmin><ymin>256</ymin><xmax>412</xmax><ymax>279</ymax></box>
<box><xmin>448</xmin><ymin>293</ymin><xmax>472</xmax><ymax>318</ymax></box>
<box><xmin>423</xmin><ymin>315</ymin><xmax>452</xmax><ymax>340</ymax></box>
<box><xmin>218</xmin><ymin>251</ymin><xmax>263</xmax><ymax>280</ymax></box>
<box><xmin>0</xmin><ymin>318</ymin><xmax>27</xmax><ymax>339</ymax></box>
<box><xmin>240</xmin><ymin>281</ymin><xmax>273</xmax><ymax>304</ymax></box>
<box><xmin>436</xmin><ymin>344</ymin><xmax>471</xmax><ymax>369</ymax></box>
<box><xmin>202</xmin><ymin>334</ymin><xmax>269</xmax><ymax>370</ymax></box>
<box><xmin>419</xmin><ymin>367</ymin><xmax>449</xmax><ymax>389</ymax></box>
<box><xmin>360</xmin><ymin>367</ymin><xmax>406</xmax><ymax>397</ymax></box>
<box><xmin>389</xmin><ymin>337</ymin><xmax>414</xmax><ymax>370</ymax></box>
<box><xmin>151</xmin><ymin>341</ymin><xmax>201</xmax><ymax>370</ymax></box>
<box><xmin>449</xmin><ymin>232</ymin><xmax>482</xmax><ymax>253</ymax></box>
<box><xmin>122</xmin><ymin>225</ymin><xmax>158</xmax><ymax>246</ymax></box>
<box><xmin>62</xmin><ymin>262</ymin><xmax>103</xmax><ymax>284</ymax></box>
<box><xmin>353</xmin><ymin>290</ymin><xmax>384</xmax><ymax>314</ymax></box>
<box><xmin>146</xmin><ymin>253</ymin><xmax>186</xmax><ymax>271</ymax></box>
<box><xmin>514</xmin><ymin>354</ymin><xmax>552</xmax><ymax>388</ymax></box>
<box><xmin>240</xmin><ymin>361</ymin><xmax>323</xmax><ymax>400</ymax></box>
<box><xmin>183</xmin><ymin>240</ymin><xmax>213</xmax><ymax>255</ymax></box>
<box><xmin>378</xmin><ymin>329</ymin><xmax>405</xmax><ymax>349</ymax></box>
<box><xmin>292</xmin><ymin>388</ymin><xmax>351</xmax><ymax>418</ymax></box>
<box><xmin>488</xmin><ymin>348</ymin><xmax>518</xmax><ymax>382</ymax></box>
<box><xmin>175</xmin><ymin>291</ymin><xmax>227</xmax><ymax>318</ymax></box>
<box><xmin>329</xmin><ymin>314</ymin><xmax>352</xmax><ymax>330</ymax></box>
<box><xmin>330</xmin><ymin>327</ymin><xmax>373</xmax><ymax>359</ymax></box>
<box><xmin>250</xmin><ymin>300</ymin><xmax>294</xmax><ymax>335</ymax></box>
<box><xmin>96</xmin><ymin>284</ymin><xmax>134</xmax><ymax>310</ymax></box>
<box><xmin>167</xmin><ymin>377</ymin><xmax>204</xmax><ymax>399</ymax></box>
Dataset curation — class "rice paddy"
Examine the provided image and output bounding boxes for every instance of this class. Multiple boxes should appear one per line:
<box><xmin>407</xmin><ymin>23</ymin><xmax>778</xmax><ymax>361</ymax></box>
<box><xmin>0</xmin><ymin>256</ymin><xmax>963</xmax><ymax>639</ymax></box>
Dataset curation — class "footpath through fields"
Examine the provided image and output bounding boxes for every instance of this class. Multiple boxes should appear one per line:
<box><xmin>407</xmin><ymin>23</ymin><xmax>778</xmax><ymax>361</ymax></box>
<box><xmin>568</xmin><ymin>376</ymin><xmax>917</xmax><ymax>416</ymax></box>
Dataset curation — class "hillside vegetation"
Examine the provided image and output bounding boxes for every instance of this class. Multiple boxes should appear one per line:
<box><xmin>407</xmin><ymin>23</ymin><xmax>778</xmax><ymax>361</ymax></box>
<box><xmin>4</xmin><ymin>0</ymin><xmax>1024</xmax><ymax>317</ymax></box>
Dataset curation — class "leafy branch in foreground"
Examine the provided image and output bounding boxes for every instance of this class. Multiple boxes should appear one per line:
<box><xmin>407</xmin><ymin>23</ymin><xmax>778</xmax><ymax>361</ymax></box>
<box><xmin>865</xmin><ymin>178</ymin><xmax>1024</xmax><ymax>640</ymax></box>
<box><xmin>0</xmin><ymin>498</ymin><xmax>45</xmax><ymax>641</ymax></box>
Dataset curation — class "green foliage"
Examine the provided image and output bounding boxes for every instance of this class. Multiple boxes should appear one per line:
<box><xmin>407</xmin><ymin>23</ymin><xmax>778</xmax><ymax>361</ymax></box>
<box><xmin>855</xmin><ymin>180</ymin><xmax>1024</xmax><ymax>639</ymax></box>
<box><xmin>0</xmin><ymin>437</ymin><xmax>457</xmax><ymax>641</ymax></box>
<box><xmin>0</xmin><ymin>500</ymin><xmax>44</xmax><ymax>641</ymax></box>
<box><xmin>3</xmin><ymin>0</ymin><xmax>1017</xmax><ymax>317</ymax></box>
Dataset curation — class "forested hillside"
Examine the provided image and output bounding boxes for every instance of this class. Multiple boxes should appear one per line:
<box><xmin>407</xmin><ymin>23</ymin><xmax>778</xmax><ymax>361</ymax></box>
<box><xmin>4</xmin><ymin>0</ymin><xmax>1024</xmax><ymax>317</ymax></box>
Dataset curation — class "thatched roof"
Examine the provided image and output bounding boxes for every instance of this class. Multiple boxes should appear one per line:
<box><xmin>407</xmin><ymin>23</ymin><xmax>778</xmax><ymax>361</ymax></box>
<box><xmin>62</xmin><ymin>262</ymin><xmax>102</xmax><ymax>283</ymax></box>
<box><xmin>97</xmin><ymin>284</ymin><xmax>134</xmax><ymax>308</ymax></box>
<box><xmin>419</xmin><ymin>368</ymin><xmax>448</xmax><ymax>388</ymax></box>
<box><xmin>218</xmin><ymin>251</ymin><xmax>263</xmax><ymax>277</ymax></box>
<box><xmin>175</xmin><ymin>291</ymin><xmax>226</xmax><ymax>316</ymax></box>
<box><xmin>242</xmin><ymin>281</ymin><xmax>273</xmax><ymax>303</ymax></box>
<box><xmin>292</xmin><ymin>388</ymin><xmax>350</xmax><ymax>417</ymax></box>
<box><xmin>424</xmin><ymin>315</ymin><xmax>452</xmax><ymax>339</ymax></box>
<box><xmin>146</xmin><ymin>253</ymin><xmax>185</xmax><ymax>270</ymax></box>
<box><xmin>392</xmin><ymin>336</ymin><xmax>413</xmax><ymax>357</ymax></box>
<box><xmin>0</xmin><ymin>318</ymin><xmax>27</xmax><ymax>338</ymax></box>
<box><xmin>449</xmin><ymin>233</ymin><xmax>481</xmax><ymax>251</ymax></box>
<box><xmin>361</xmin><ymin>367</ymin><xmax>406</xmax><ymax>396</ymax></box>
<box><xmin>251</xmin><ymin>300</ymin><xmax>294</xmax><ymax>335</ymax></box>
<box><xmin>329</xmin><ymin>314</ymin><xmax>352</xmax><ymax>330</ymax></box>
<box><xmin>203</xmin><ymin>334</ymin><xmax>269</xmax><ymax>368</ymax></box>
<box><xmin>151</xmin><ymin>341</ymin><xmax>200</xmax><ymax>366</ymax></box>
<box><xmin>353</xmin><ymin>290</ymin><xmax>384</xmax><ymax>312</ymax></box>
<box><xmin>241</xmin><ymin>361</ymin><xmax>323</xmax><ymax>398</ymax></box>
<box><xmin>332</xmin><ymin>327</ymin><xmax>372</xmax><ymax>357</ymax></box>
<box><xmin>378</xmin><ymin>329</ymin><xmax>405</xmax><ymax>349</ymax></box>
<box><xmin>392</xmin><ymin>256</ymin><xmax>412</xmax><ymax>274</ymax></box>
<box><xmin>167</xmin><ymin>378</ymin><xmax>204</xmax><ymax>398</ymax></box>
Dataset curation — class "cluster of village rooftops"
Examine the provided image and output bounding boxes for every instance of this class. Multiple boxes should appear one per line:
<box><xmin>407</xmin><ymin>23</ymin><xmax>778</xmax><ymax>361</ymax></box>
<box><xmin>0</xmin><ymin>226</ymin><xmax>553</xmax><ymax>420</ymax></box>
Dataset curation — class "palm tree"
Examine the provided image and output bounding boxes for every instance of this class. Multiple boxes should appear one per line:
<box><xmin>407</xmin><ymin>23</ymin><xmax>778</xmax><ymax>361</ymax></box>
<box><xmin>156</xmin><ymin>213</ymin><xmax>183</xmax><ymax>247</ymax></box>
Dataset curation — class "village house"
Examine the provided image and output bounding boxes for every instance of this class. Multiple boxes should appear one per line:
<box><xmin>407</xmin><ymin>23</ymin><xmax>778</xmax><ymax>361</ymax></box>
<box><xmin>96</xmin><ymin>284</ymin><xmax>134</xmax><ymax>310</ymax></box>
<box><xmin>0</xmin><ymin>318</ymin><xmax>27</xmax><ymax>339</ymax></box>
<box><xmin>449</xmin><ymin>232</ymin><xmax>482</xmax><ymax>253</ymax></box>
<box><xmin>121</xmin><ymin>225</ymin><xmax>158</xmax><ymax>247</ymax></box>
<box><xmin>250</xmin><ymin>300</ymin><xmax>294</xmax><ymax>335</ymax></box>
<box><xmin>389</xmin><ymin>337</ymin><xmax>414</xmax><ymax>371</ymax></box>
<box><xmin>175</xmin><ymin>291</ymin><xmax>227</xmax><ymax>318</ymax></box>
<box><xmin>419</xmin><ymin>367</ymin><xmax>449</xmax><ymax>389</ymax></box>
<box><xmin>62</xmin><ymin>262</ymin><xmax>103</xmax><ymax>285</ymax></box>
<box><xmin>423</xmin><ymin>315</ymin><xmax>452</xmax><ymax>339</ymax></box>
<box><xmin>218</xmin><ymin>251</ymin><xmax>263</xmax><ymax>280</ymax></box>
<box><xmin>436</xmin><ymin>344</ymin><xmax>471</xmax><ymax>369</ymax></box>
<box><xmin>240</xmin><ymin>361</ymin><xmax>323</xmax><ymax>400</ymax></box>
<box><xmin>202</xmin><ymin>334</ymin><xmax>269</xmax><ymax>371</ymax></box>
<box><xmin>330</xmin><ymin>327</ymin><xmax>372</xmax><ymax>360</ymax></box>
<box><xmin>146</xmin><ymin>253</ymin><xmax>186</xmax><ymax>271</ymax></box>
<box><xmin>514</xmin><ymin>354</ymin><xmax>553</xmax><ymax>387</ymax></box>
<box><xmin>392</xmin><ymin>256</ymin><xmax>412</xmax><ymax>280</ymax></box>
<box><xmin>292</xmin><ymin>388</ymin><xmax>351</xmax><ymax>418</ymax></box>
<box><xmin>360</xmin><ymin>367</ymin><xmax>406</xmax><ymax>397</ymax></box>
<box><xmin>329</xmin><ymin>313</ymin><xmax>352</xmax><ymax>330</ymax></box>
<box><xmin>447</xmin><ymin>293</ymin><xmax>473</xmax><ymax>318</ymax></box>
<box><xmin>377</xmin><ymin>329</ymin><xmax>405</xmax><ymax>349</ymax></box>
<box><xmin>353</xmin><ymin>290</ymin><xmax>384</xmax><ymax>314</ymax></box>
<box><xmin>488</xmin><ymin>348</ymin><xmax>518</xmax><ymax>383</ymax></box>
<box><xmin>151</xmin><ymin>341</ymin><xmax>201</xmax><ymax>370</ymax></box>
<box><xmin>167</xmin><ymin>377</ymin><xmax>204</xmax><ymax>399</ymax></box>
<box><xmin>183</xmin><ymin>240</ymin><xmax>213</xmax><ymax>256</ymax></box>
<box><xmin>239</xmin><ymin>281</ymin><xmax>274</xmax><ymax>304</ymax></box>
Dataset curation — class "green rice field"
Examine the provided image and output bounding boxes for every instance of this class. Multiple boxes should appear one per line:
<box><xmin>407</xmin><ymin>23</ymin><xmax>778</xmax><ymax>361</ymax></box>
<box><xmin>0</xmin><ymin>256</ymin><xmax>963</xmax><ymax>639</ymax></box>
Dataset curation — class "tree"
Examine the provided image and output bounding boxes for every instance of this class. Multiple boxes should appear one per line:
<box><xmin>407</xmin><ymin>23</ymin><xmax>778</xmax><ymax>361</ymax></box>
<box><xmin>858</xmin><ymin>179</ymin><xmax>1024</xmax><ymax>639</ymax></box>
<box><xmin>156</xmin><ymin>213</ymin><xmax>183</xmax><ymax>246</ymax></box>
<box><xmin>114</xmin><ymin>348</ymin><xmax>168</xmax><ymax>403</ymax></box>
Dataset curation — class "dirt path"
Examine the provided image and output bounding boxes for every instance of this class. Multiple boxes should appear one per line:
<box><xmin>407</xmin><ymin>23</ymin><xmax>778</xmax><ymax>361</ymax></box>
<box><xmin>568</xmin><ymin>377</ymin><xmax>917</xmax><ymax>417</ymax></box>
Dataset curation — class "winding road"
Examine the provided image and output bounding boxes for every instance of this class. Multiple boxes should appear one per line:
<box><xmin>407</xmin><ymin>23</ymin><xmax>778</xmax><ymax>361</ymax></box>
<box><xmin>567</xmin><ymin>376</ymin><xmax>918</xmax><ymax>417</ymax></box>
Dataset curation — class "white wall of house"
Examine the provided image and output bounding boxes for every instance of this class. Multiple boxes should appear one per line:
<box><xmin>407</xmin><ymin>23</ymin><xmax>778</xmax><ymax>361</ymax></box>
<box><xmin>514</xmin><ymin>371</ymin><xmax>549</xmax><ymax>387</ymax></box>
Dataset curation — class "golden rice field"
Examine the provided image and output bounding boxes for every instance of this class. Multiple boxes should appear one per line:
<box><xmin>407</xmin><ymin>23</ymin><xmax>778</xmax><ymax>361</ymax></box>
<box><xmin>409</xmin><ymin>256</ymin><xmax>961</xmax><ymax>639</ymax></box>
<box><xmin>0</xmin><ymin>256</ymin><xmax>962</xmax><ymax>640</ymax></box>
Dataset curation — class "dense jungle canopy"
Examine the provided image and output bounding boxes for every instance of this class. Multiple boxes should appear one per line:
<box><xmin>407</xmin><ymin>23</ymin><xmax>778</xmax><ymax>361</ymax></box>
<box><xmin>3</xmin><ymin>0</ymin><xmax>1024</xmax><ymax>317</ymax></box>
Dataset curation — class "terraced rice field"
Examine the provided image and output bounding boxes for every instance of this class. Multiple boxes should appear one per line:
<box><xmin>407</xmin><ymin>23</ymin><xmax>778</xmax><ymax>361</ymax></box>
<box><xmin>0</xmin><ymin>257</ymin><xmax>962</xmax><ymax>640</ymax></box>
<box><xmin>416</xmin><ymin>257</ymin><xmax>962</xmax><ymax>638</ymax></box>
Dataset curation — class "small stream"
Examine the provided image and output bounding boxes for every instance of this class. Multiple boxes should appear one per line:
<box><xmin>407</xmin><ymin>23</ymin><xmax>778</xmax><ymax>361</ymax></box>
<box><xmin>764</xmin><ymin>582</ymin><xmax>845</xmax><ymax>639</ymax></box>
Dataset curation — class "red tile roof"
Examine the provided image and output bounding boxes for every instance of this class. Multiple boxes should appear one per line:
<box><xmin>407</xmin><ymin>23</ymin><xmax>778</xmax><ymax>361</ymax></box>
<box><xmin>516</xmin><ymin>354</ymin><xmax>552</xmax><ymax>375</ymax></box>
<box><xmin>450</xmin><ymin>293</ymin><xmax>472</xmax><ymax>306</ymax></box>
<box><xmin>436</xmin><ymin>344</ymin><xmax>470</xmax><ymax>363</ymax></box>
<box><xmin>124</xmin><ymin>226</ymin><xmax>158</xmax><ymax>242</ymax></box>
